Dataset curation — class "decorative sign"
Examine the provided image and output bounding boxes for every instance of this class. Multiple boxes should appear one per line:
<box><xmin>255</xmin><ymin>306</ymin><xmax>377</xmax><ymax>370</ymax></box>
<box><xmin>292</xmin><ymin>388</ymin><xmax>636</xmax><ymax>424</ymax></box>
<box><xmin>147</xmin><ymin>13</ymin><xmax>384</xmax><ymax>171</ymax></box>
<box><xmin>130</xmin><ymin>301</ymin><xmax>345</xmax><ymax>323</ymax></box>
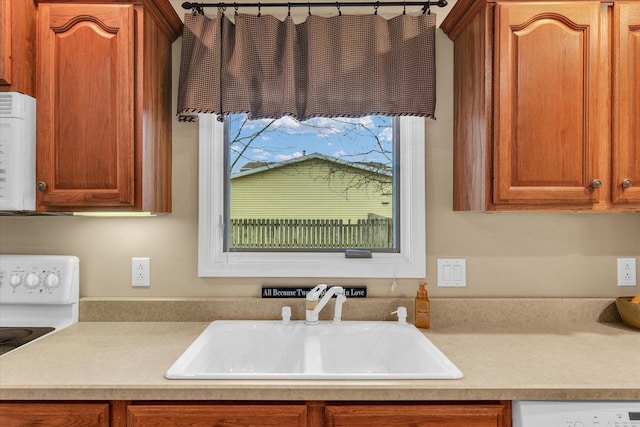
<box><xmin>261</xmin><ymin>286</ymin><xmax>367</xmax><ymax>298</ymax></box>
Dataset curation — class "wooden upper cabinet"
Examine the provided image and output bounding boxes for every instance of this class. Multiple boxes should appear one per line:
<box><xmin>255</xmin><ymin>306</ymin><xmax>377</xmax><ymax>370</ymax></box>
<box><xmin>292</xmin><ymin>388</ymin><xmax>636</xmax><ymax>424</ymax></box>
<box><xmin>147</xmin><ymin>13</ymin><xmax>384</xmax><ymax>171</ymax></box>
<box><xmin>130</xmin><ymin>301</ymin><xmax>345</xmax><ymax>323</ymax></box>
<box><xmin>35</xmin><ymin>0</ymin><xmax>181</xmax><ymax>212</ymax></box>
<box><xmin>494</xmin><ymin>3</ymin><xmax>603</xmax><ymax>206</ymax></box>
<box><xmin>0</xmin><ymin>0</ymin><xmax>36</xmax><ymax>96</ymax></box>
<box><xmin>0</xmin><ymin>0</ymin><xmax>11</xmax><ymax>86</ymax></box>
<box><xmin>611</xmin><ymin>2</ymin><xmax>640</xmax><ymax>206</ymax></box>
<box><xmin>441</xmin><ymin>0</ymin><xmax>640</xmax><ymax>212</ymax></box>
<box><xmin>37</xmin><ymin>4</ymin><xmax>135</xmax><ymax>210</ymax></box>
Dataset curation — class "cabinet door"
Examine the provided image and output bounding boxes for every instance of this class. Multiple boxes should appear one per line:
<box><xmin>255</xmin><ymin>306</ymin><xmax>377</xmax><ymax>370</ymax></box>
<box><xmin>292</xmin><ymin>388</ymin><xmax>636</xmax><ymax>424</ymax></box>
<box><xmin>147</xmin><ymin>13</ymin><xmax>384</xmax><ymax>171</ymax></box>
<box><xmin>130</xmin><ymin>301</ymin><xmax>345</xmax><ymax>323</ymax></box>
<box><xmin>0</xmin><ymin>0</ymin><xmax>11</xmax><ymax>86</ymax></box>
<box><xmin>493</xmin><ymin>2</ymin><xmax>604</xmax><ymax>206</ymax></box>
<box><xmin>0</xmin><ymin>0</ymin><xmax>36</xmax><ymax>95</ymax></box>
<box><xmin>0</xmin><ymin>402</ymin><xmax>109</xmax><ymax>427</ymax></box>
<box><xmin>127</xmin><ymin>404</ymin><xmax>308</xmax><ymax>427</ymax></box>
<box><xmin>324</xmin><ymin>404</ymin><xmax>509</xmax><ymax>427</ymax></box>
<box><xmin>611</xmin><ymin>2</ymin><xmax>640</xmax><ymax>206</ymax></box>
<box><xmin>36</xmin><ymin>4</ymin><xmax>135</xmax><ymax>210</ymax></box>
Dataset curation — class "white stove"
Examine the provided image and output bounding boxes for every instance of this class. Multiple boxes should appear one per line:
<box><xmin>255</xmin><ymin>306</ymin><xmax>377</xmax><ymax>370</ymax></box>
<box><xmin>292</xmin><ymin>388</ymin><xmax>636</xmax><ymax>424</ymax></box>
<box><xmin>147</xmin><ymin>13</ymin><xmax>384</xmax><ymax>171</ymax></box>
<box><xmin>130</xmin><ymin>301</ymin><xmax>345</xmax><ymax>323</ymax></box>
<box><xmin>0</xmin><ymin>254</ymin><xmax>79</xmax><ymax>355</ymax></box>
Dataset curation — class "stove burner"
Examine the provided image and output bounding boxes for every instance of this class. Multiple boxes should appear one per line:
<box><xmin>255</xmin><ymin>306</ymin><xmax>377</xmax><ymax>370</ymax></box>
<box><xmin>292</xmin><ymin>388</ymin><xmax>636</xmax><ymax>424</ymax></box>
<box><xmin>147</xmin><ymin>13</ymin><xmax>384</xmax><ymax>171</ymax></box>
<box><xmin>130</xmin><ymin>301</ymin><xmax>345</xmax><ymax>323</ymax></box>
<box><xmin>0</xmin><ymin>327</ymin><xmax>55</xmax><ymax>356</ymax></box>
<box><xmin>0</xmin><ymin>328</ymin><xmax>34</xmax><ymax>343</ymax></box>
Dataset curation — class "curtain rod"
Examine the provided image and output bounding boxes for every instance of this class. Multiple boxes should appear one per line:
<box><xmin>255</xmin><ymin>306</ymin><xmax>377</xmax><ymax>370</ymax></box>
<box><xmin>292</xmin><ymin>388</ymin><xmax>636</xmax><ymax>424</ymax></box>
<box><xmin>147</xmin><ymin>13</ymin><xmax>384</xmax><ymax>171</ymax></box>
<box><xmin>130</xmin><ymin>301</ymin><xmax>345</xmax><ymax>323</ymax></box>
<box><xmin>182</xmin><ymin>0</ymin><xmax>448</xmax><ymax>13</ymax></box>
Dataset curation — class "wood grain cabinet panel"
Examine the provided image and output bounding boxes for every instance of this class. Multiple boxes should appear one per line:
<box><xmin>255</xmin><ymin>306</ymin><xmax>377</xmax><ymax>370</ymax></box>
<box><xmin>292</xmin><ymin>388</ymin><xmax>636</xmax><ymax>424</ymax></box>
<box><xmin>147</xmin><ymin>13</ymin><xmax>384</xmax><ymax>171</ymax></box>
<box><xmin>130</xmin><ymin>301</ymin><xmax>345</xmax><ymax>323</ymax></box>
<box><xmin>441</xmin><ymin>0</ymin><xmax>640</xmax><ymax>211</ymax></box>
<box><xmin>126</xmin><ymin>401</ymin><xmax>510</xmax><ymax>427</ymax></box>
<box><xmin>493</xmin><ymin>3</ymin><xmax>603</xmax><ymax>205</ymax></box>
<box><xmin>0</xmin><ymin>402</ymin><xmax>110</xmax><ymax>427</ymax></box>
<box><xmin>127</xmin><ymin>404</ymin><xmax>308</xmax><ymax>427</ymax></box>
<box><xmin>0</xmin><ymin>401</ymin><xmax>511</xmax><ymax>427</ymax></box>
<box><xmin>0</xmin><ymin>0</ymin><xmax>11</xmax><ymax>86</ymax></box>
<box><xmin>0</xmin><ymin>0</ymin><xmax>36</xmax><ymax>96</ymax></box>
<box><xmin>37</xmin><ymin>4</ymin><xmax>135</xmax><ymax>210</ymax></box>
<box><xmin>323</xmin><ymin>403</ymin><xmax>510</xmax><ymax>427</ymax></box>
<box><xmin>612</xmin><ymin>2</ymin><xmax>640</xmax><ymax>206</ymax></box>
<box><xmin>35</xmin><ymin>0</ymin><xmax>181</xmax><ymax>212</ymax></box>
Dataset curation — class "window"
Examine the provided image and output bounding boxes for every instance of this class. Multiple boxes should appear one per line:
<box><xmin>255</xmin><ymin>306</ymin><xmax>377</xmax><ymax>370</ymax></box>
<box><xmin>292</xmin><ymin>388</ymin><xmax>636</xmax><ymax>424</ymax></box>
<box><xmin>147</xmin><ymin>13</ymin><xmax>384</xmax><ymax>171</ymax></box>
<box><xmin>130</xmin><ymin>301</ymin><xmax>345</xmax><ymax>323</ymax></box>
<box><xmin>227</xmin><ymin>114</ymin><xmax>397</xmax><ymax>252</ymax></box>
<box><xmin>198</xmin><ymin>115</ymin><xmax>425</xmax><ymax>278</ymax></box>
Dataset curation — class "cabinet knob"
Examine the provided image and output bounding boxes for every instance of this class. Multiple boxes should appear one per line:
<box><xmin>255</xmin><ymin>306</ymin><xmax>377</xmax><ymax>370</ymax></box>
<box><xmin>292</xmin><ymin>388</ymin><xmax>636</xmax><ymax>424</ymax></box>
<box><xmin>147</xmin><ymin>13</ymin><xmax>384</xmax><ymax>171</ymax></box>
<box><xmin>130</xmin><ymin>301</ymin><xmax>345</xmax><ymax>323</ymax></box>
<box><xmin>37</xmin><ymin>182</ymin><xmax>48</xmax><ymax>191</ymax></box>
<box><xmin>622</xmin><ymin>179</ymin><xmax>633</xmax><ymax>189</ymax></box>
<box><xmin>590</xmin><ymin>179</ymin><xmax>602</xmax><ymax>189</ymax></box>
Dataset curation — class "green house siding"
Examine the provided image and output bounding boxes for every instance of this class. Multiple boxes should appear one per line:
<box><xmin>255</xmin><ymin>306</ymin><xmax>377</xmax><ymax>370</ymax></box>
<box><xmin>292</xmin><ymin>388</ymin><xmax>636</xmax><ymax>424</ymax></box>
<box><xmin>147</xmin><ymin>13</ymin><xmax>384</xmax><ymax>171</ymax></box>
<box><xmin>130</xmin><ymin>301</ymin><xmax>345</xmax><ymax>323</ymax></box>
<box><xmin>230</xmin><ymin>157</ymin><xmax>392</xmax><ymax>222</ymax></box>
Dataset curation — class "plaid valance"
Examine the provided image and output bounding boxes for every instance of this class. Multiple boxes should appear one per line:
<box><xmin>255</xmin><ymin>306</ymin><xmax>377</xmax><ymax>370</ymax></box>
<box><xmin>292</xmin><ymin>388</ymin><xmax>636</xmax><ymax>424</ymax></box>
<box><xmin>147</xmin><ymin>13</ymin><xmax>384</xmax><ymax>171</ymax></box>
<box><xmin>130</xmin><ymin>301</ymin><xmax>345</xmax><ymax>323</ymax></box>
<box><xmin>177</xmin><ymin>10</ymin><xmax>436</xmax><ymax>122</ymax></box>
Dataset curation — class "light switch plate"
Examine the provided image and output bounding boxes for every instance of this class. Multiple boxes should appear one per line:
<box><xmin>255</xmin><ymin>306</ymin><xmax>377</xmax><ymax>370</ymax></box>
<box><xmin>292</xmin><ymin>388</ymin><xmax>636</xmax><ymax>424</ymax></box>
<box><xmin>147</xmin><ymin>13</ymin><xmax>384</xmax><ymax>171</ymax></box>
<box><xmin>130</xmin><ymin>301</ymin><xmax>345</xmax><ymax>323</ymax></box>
<box><xmin>437</xmin><ymin>259</ymin><xmax>466</xmax><ymax>287</ymax></box>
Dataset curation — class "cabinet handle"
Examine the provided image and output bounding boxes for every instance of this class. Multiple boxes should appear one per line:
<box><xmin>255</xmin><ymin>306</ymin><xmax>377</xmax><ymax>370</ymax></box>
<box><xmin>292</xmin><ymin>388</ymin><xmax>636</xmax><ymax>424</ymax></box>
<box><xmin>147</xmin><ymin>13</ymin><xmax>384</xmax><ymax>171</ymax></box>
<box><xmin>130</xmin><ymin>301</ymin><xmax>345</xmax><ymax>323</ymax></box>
<box><xmin>37</xmin><ymin>182</ymin><xmax>48</xmax><ymax>192</ymax></box>
<box><xmin>590</xmin><ymin>179</ymin><xmax>602</xmax><ymax>189</ymax></box>
<box><xmin>622</xmin><ymin>179</ymin><xmax>633</xmax><ymax>189</ymax></box>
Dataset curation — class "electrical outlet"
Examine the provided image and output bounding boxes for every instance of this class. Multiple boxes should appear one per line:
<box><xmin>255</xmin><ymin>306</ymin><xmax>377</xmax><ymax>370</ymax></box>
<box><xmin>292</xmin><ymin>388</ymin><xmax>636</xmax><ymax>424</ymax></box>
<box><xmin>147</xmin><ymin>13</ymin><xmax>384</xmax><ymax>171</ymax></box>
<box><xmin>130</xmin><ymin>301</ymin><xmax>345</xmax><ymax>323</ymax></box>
<box><xmin>132</xmin><ymin>257</ymin><xmax>150</xmax><ymax>287</ymax></box>
<box><xmin>617</xmin><ymin>258</ymin><xmax>636</xmax><ymax>287</ymax></box>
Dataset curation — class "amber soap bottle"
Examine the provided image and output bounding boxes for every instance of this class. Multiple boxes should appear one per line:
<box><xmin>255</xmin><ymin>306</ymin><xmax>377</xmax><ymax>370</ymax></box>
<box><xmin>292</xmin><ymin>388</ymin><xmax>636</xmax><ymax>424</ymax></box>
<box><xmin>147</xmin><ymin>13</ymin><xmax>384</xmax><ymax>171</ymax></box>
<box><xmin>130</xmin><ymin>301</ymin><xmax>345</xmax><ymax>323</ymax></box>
<box><xmin>414</xmin><ymin>281</ymin><xmax>430</xmax><ymax>329</ymax></box>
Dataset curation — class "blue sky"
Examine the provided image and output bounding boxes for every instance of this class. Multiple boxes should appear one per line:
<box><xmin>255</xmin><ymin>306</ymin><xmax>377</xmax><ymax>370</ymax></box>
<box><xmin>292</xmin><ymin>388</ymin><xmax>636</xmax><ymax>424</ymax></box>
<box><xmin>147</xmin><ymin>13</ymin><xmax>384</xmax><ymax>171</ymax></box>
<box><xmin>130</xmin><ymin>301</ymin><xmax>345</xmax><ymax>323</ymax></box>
<box><xmin>228</xmin><ymin>114</ymin><xmax>393</xmax><ymax>173</ymax></box>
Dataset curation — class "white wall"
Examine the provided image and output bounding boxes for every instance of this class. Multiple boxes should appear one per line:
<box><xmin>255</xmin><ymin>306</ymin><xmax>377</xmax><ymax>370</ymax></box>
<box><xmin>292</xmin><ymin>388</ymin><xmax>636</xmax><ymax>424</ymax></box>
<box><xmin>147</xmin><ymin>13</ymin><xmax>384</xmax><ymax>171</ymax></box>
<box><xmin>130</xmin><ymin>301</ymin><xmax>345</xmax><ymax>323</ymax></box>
<box><xmin>0</xmin><ymin>1</ymin><xmax>638</xmax><ymax>298</ymax></box>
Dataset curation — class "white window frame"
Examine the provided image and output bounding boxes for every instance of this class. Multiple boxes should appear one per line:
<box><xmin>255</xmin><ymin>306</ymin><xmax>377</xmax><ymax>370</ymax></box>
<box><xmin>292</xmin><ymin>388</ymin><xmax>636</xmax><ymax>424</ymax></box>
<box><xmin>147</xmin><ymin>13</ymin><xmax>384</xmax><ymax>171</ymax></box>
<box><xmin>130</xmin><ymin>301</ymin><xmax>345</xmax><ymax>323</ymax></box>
<box><xmin>198</xmin><ymin>114</ymin><xmax>425</xmax><ymax>278</ymax></box>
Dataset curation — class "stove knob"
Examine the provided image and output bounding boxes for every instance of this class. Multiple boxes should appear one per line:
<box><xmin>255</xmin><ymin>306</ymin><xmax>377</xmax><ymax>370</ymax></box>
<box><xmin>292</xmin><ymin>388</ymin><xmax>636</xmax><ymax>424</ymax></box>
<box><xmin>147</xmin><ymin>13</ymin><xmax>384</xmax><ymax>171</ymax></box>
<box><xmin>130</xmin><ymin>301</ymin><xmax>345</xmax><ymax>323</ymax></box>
<box><xmin>45</xmin><ymin>274</ymin><xmax>60</xmax><ymax>289</ymax></box>
<box><xmin>25</xmin><ymin>273</ymin><xmax>40</xmax><ymax>289</ymax></box>
<box><xmin>10</xmin><ymin>274</ymin><xmax>22</xmax><ymax>288</ymax></box>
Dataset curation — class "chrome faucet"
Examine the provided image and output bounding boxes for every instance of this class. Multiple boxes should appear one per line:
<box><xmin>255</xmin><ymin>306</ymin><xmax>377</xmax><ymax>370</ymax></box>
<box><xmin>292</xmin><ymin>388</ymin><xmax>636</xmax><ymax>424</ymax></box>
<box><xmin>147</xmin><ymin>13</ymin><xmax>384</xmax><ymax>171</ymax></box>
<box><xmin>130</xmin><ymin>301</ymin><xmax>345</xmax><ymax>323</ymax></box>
<box><xmin>305</xmin><ymin>284</ymin><xmax>347</xmax><ymax>325</ymax></box>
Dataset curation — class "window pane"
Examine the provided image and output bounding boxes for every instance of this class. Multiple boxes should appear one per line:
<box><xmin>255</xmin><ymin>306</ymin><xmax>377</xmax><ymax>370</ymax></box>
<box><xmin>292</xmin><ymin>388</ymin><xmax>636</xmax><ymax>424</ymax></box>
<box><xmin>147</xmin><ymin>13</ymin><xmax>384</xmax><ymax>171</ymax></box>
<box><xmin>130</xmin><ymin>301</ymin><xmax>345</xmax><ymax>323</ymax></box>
<box><xmin>225</xmin><ymin>114</ymin><xmax>398</xmax><ymax>251</ymax></box>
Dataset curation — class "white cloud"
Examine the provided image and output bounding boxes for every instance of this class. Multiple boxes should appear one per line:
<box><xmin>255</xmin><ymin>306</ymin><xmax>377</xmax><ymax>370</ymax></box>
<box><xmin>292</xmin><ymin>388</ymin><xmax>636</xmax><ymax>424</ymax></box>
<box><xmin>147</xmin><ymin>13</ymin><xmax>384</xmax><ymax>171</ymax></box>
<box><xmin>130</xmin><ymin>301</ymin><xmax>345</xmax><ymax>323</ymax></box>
<box><xmin>275</xmin><ymin>152</ymin><xmax>304</xmax><ymax>161</ymax></box>
<box><xmin>252</xmin><ymin>148</ymin><xmax>270</xmax><ymax>160</ymax></box>
<box><xmin>256</xmin><ymin>116</ymin><xmax>379</xmax><ymax>138</ymax></box>
<box><xmin>378</xmin><ymin>127</ymin><xmax>393</xmax><ymax>143</ymax></box>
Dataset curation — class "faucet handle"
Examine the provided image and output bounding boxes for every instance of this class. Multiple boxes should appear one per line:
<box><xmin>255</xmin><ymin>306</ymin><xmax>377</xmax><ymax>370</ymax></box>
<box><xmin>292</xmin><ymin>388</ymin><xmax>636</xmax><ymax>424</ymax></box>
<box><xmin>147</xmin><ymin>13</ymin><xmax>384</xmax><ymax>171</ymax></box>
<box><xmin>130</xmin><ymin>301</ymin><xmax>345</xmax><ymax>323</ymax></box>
<box><xmin>306</xmin><ymin>284</ymin><xmax>328</xmax><ymax>310</ymax></box>
<box><xmin>281</xmin><ymin>306</ymin><xmax>292</xmax><ymax>323</ymax></box>
<box><xmin>306</xmin><ymin>284</ymin><xmax>327</xmax><ymax>300</ymax></box>
<box><xmin>391</xmin><ymin>306</ymin><xmax>408</xmax><ymax>324</ymax></box>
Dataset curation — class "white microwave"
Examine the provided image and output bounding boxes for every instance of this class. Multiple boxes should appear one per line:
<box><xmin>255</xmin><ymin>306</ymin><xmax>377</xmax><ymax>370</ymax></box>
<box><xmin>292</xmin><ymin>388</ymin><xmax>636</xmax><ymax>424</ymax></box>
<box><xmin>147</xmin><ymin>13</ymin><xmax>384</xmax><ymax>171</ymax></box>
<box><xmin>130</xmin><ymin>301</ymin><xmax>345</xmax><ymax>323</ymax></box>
<box><xmin>0</xmin><ymin>92</ymin><xmax>36</xmax><ymax>211</ymax></box>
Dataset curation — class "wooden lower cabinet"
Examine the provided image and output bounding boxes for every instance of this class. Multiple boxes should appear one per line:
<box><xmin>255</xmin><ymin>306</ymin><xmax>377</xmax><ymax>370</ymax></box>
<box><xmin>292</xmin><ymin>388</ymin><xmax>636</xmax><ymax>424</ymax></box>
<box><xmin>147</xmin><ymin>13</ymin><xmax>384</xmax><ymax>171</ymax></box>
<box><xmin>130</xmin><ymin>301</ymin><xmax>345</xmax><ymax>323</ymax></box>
<box><xmin>323</xmin><ymin>402</ymin><xmax>511</xmax><ymax>427</ymax></box>
<box><xmin>126</xmin><ymin>401</ymin><xmax>510</xmax><ymax>427</ymax></box>
<box><xmin>127</xmin><ymin>403</ymin><xmax>308</xmax><ymax>427</ymax></box>
<box><xmin>0</xmin><ymin>402</ymin><xmax>110</xmax><ymax>427</ymax></box>
<box><xmin>0</xmin><ymin>400</ymin><xmax>511</xmax><ymax>427</ymax></box>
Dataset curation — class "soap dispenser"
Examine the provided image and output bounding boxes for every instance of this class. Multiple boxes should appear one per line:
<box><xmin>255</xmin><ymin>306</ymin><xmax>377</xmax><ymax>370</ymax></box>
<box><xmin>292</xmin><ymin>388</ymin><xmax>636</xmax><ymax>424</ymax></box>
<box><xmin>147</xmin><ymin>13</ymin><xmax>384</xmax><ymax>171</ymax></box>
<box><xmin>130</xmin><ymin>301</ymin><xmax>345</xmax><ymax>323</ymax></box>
<box><xmin>414</xmin><ymin>281</ymin><xmax>430</xmax><ymax>329</ymax></box>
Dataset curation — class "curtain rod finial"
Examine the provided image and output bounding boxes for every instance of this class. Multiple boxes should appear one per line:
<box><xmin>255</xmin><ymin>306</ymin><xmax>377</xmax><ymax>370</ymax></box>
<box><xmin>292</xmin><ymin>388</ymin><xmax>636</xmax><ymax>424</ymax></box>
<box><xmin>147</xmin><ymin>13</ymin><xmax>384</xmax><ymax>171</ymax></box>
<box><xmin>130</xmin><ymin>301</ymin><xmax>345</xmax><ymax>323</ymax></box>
<box><xmin>182</xmin><ymin>1</ymin><xmax>205</xmax><ymax>14</ymax></box>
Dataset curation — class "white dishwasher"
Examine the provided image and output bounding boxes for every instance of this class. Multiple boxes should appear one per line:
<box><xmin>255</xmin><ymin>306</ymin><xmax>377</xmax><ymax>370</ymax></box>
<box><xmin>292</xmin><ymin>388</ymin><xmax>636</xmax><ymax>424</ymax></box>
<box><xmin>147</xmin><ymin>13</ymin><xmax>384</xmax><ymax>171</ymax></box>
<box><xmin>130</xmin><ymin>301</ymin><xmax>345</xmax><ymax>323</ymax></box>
<box><xmin>513</xmin><ymin>401</ymin><xmax>640</xmax><ymax>427</ymax></box>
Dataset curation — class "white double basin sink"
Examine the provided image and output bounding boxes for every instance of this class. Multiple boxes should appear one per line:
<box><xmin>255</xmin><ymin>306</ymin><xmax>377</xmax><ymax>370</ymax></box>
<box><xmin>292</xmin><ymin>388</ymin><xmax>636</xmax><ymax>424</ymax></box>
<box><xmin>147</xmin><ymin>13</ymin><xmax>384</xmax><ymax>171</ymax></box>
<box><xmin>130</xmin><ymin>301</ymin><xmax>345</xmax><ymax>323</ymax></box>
<box><xmin>166</xmin><ymin>320</ymin><xmax>463</xmax><ymax>380</ymax></box>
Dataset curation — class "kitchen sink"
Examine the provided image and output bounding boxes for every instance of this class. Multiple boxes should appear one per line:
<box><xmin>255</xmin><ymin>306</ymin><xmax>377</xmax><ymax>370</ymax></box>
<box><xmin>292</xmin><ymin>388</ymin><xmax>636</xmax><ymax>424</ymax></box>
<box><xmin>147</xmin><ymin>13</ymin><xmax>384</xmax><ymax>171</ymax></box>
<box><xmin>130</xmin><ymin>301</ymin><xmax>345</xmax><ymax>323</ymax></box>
<box><xmin>165</xmin><ymin>320</ymin><xmax>463</xmax><ymax>380</ymax></box>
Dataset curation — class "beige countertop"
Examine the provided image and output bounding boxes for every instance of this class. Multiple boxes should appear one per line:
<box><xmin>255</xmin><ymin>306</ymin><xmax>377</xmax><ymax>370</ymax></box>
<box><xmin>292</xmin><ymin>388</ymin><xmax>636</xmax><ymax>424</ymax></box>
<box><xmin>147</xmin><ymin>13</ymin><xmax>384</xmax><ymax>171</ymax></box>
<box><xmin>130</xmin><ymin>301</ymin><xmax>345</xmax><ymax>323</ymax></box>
<box><xmin>1</xmin><ymin>319</ymin><xmax>639</xmax><ymax>401</ymax></box>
